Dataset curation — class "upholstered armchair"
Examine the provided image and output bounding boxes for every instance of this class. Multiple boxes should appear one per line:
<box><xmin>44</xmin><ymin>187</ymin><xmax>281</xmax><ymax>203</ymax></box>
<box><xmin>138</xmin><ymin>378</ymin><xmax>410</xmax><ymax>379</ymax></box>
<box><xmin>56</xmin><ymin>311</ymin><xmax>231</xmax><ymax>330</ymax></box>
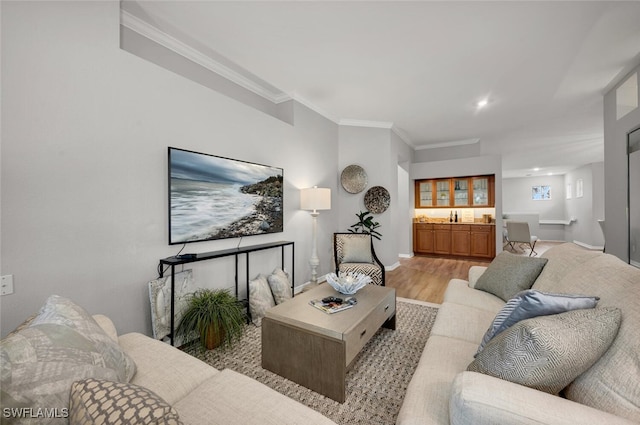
<box><xmin>333</xmin><ymin>233</ymin><xmax>385</xmax><ymax>286</ymax></box>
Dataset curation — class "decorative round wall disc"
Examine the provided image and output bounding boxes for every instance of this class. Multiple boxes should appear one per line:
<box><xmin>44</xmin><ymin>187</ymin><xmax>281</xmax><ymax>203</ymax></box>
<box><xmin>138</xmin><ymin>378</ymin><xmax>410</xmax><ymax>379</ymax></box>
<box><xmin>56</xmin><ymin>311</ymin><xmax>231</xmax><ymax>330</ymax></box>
<box><xmin>341</xmin><ymin>165</ymin><xmax>368</xmax><ymax>194</ymax></box>
<box><xmin>364</xmin><ymin>186</ymin><xmax>390</xmax><ymax>214</ymax></box>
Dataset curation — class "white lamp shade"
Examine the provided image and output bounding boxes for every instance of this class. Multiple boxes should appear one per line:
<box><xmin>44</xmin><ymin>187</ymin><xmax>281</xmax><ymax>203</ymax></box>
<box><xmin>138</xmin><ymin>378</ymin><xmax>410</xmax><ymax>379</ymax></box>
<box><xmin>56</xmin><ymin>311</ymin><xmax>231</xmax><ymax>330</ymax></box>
<box><xmin>300</xmin><ymin>187</ymin><xmax>331</xmax><ymax>211</ymax></box>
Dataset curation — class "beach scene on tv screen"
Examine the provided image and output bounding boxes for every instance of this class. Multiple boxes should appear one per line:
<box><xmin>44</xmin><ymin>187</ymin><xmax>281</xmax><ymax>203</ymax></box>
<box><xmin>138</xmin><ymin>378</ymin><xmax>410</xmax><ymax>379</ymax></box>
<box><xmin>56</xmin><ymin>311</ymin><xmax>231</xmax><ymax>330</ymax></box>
<box><xmin>169</xmin><ymin>148</ymin><xmax>283</xmax><ymax>244</ymax></box>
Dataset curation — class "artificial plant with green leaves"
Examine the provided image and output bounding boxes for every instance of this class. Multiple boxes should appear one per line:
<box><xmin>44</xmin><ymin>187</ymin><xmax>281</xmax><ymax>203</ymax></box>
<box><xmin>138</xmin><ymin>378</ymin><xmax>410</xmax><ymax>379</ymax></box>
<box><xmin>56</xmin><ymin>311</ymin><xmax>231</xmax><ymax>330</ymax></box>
<box><xmin>348</xmin><ymin>210</ymin><xmax>382</xmax><ymax>240</ymax></box>
<box><xmin>176</xmin><ymin>288</ymin><xmax>246</xmax><ymax>351</ymax></box>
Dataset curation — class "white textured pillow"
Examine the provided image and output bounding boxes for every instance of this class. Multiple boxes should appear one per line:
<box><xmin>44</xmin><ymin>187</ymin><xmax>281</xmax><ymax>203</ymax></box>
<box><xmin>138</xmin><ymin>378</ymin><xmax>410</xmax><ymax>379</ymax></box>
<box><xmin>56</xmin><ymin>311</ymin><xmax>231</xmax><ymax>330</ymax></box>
<box><xmin>476</xmin><ymin>289</ymin><xmax>600</xmax><ymax>355</ymax></box>
<box><xmin>267</xmin><ymin>268</ymin><xmax>292</xmax><ymax>305</ymax></box>
<box><xmin>342</xmin><ymin>237</ymin><xmax>373</xmax><ymax>263</ymax></box>
<box><xmin>249</xmin><ymin>274</ymin><xmax>275</xmax><ymax>326</ymax></box>
<box><xmin>468</xmin><ymin>307</ymin><xmax>621</xmax><ymax>394</ymax></box>
<box><xmin>0</xmin><ymin>295</ymin><xmax>137</xmax><ymax>421</ymax></box>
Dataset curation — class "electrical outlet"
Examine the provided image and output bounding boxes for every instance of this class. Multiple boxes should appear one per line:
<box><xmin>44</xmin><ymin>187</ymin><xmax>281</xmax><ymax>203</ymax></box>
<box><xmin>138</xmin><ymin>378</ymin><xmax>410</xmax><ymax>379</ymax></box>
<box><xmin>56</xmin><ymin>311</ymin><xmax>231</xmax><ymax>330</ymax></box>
<box><xmin>1</xmin><ymin>275</ymin><xmax>14</xmax><ymax>295</ymax></box>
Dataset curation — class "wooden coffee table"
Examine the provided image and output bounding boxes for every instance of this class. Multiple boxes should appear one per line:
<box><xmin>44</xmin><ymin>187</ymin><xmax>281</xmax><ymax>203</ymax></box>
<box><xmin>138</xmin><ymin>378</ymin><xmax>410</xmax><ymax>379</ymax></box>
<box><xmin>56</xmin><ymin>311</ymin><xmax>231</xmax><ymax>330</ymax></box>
<box><xmin>261</xmin><ymin>283</ymin><xmax>396</xmax><ymax>402</ymax></box>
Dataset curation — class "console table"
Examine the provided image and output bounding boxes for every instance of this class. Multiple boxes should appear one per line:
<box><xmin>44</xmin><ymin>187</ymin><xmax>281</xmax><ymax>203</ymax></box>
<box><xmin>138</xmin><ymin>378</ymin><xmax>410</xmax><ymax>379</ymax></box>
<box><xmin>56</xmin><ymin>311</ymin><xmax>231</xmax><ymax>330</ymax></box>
<box><xmin>159</xmin><ymin>240</ymin><xmax>294</xmax><ymax>346</ymax></box>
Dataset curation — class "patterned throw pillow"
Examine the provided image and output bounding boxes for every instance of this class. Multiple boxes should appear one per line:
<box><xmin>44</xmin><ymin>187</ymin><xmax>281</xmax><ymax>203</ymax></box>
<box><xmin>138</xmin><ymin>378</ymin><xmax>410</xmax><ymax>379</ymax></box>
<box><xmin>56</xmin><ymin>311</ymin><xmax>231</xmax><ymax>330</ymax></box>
<box><xmin>474</xmin><ymin>251</ymin><xmax>548</xmax><ymax>301</ymax></box>
<box><xmin>342</xmin><ymin>237</ymin><xmax>373</xmax><ymax>263</ymax></box>
<box><xmin>267</xmin><ymin>268</ymin><xmax>292</xmax><ymax>305</ymax></box>
<box><xmin>249</xmin><ymin>274</ymin><xmax>275</xmax><ymax>326</ymax></box>
<box><xmin>70</xmin><ymin>378</ymin><xmax>183</xmax><ymax>425</ymax></box>
<box><xmin>476</xmin><ymin>289</ymin><xmax>600</xmax><ymax>356</ymax></box>
<box><xmin>0</xmin><ymin>295</ymin><xmax>137</xmax><ymax>424</ymax></box>
<box><xmin>468</xmin><ymin>307</ymin><xmax>621</xmax><ymax>394</ymax></box>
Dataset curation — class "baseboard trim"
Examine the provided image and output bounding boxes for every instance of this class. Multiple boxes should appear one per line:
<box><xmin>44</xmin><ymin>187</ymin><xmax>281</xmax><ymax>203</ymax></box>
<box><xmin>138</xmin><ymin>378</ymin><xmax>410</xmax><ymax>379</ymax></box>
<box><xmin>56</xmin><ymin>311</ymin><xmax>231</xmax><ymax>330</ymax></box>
<box><xmin>399</xmin><ymin>253</ymin><xmax>414</xmax><ymax>259</ymax></box>
<box><xmin>573</xmin><ymin>240</ymin><xmax>604</xmax><ymax>251</ymax></box>
<box><xmin>295</xmin><ymin>274</ymin><xmax>328</xmax><ymax>294</ymax></box>
<box><xmin>386</xmin><ymin>262</ymin><xmax>401</xmax><ymax>271</ymax></box>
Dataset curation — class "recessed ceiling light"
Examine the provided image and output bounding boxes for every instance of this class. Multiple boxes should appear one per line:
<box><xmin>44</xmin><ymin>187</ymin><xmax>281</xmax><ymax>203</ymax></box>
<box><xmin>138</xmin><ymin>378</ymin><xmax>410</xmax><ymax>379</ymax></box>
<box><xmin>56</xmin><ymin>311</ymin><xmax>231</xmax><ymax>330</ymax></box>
<box><xmin>548</xmin><ymin>172</ymin><xmax>553</xmax><ymax>176</ymax></box>
<box><xmin>477</xmin><ymin>99</ymin><xmax>489</xmax><ymax>109</ymax></box>
<box><xmin>533</xmin><ymin>167</ymin><xmax>540</xmax><ymax>171</ymax></box>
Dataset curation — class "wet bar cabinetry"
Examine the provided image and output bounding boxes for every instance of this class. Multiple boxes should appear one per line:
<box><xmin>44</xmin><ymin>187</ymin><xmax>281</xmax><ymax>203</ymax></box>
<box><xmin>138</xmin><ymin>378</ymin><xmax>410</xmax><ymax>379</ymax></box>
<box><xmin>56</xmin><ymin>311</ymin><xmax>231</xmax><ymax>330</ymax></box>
<box><xmin>415</xmin><ymin>175</ymin><xmax>495</xmax><ymax>208</ymax></box>
<box><xmin>413</xmin><ymin>223</ymin><xmax>495</xmax><ymax>259</ymax></box>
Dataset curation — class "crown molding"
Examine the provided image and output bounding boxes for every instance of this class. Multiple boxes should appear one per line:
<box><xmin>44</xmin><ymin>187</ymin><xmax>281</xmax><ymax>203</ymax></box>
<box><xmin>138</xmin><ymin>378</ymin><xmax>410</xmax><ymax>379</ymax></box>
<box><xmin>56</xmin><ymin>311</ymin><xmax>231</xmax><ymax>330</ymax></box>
<box><xmin>414</xmin><ymin>138</ymin><xmax>480</xmax><ymax>150</ymax></box>
<box><xmin>120</xmin><ymin>10</ymin><xmax>422</xmax><ymax>136</ymax></box>
<box><xmin>339</xmin><ymin>119</ymin><xmax>394</xmax><ymax>129</ymax></box>
<box><xmin>291</xmin><ymin>94</ymin><xmax>339</xmax><ymax>124</ymax></box>
<box><xmin>391</xmin><ymin>126</ymin><xmax>413</xmax><ymax>146</ymax></box>
<box><xmin>120</xmin><ymin>10</ymin><xmax>291</xmax><ymax>104</ymax></box>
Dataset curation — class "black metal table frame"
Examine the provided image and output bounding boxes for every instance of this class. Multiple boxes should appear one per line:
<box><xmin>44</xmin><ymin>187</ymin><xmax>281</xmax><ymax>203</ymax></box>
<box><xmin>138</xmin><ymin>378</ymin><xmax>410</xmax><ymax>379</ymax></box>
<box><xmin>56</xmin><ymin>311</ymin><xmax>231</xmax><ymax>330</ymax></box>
<box><xmin>159</xmin><ymin>240</ymin><xmax>294</xmax><ymax>346</ymax></box>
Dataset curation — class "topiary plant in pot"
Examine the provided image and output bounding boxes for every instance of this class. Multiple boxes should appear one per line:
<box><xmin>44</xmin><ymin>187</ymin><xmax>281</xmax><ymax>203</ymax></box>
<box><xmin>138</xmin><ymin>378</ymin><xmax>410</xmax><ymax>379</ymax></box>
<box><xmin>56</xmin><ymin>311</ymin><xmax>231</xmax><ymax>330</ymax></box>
<box><xmin>176</xmin><ymin>288</ymin><xmax>246</xmax><ymax>350</ymax></box>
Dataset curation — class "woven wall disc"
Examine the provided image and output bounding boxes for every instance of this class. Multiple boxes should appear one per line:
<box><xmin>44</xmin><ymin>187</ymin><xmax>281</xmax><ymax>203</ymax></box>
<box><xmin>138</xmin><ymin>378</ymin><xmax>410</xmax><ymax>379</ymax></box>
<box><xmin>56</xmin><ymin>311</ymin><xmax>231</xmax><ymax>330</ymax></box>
<box><xmin>340</xmin><ymin>165</ymin><xmax>367</xmax><ymax>194</ymax></box>
<box><xmin>364</xmin><ymin>186</ymin><xmax>390</xmax><ymax>214</ymax></box>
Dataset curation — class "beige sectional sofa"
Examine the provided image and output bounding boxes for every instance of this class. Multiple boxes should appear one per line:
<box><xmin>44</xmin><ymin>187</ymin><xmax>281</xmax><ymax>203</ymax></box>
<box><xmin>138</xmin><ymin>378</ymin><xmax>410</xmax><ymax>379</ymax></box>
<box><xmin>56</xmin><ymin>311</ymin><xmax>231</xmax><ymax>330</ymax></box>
<box><xmin>397</xmin><ymin>242</ymin><xmax>640</xmax><ymax>425</ymax></box>
<box><xmin>1</xmin><ymin>297</ymin><xmax>337</xmax><ymax>425</ymax></box>
<box><xmin>113</xmin><ymin>327</ymin><xmax>338</xmax><ymax>425</ymax></box>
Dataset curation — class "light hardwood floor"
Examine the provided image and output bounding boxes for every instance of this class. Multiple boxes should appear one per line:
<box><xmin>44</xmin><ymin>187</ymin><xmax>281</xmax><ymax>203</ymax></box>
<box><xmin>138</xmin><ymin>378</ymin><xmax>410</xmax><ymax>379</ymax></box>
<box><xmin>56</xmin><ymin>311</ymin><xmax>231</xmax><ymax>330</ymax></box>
<box><xmin>387</xmin><ymin>241</ymin><xmax>565</xmax><ymax>304</ymax></box>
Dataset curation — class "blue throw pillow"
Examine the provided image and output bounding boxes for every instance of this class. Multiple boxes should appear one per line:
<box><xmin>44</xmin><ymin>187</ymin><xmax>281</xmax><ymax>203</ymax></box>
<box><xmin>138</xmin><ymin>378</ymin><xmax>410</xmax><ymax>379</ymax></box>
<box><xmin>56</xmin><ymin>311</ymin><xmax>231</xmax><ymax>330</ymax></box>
<box><xmin>476</xmin><ymin>289</ymin><xmax>599</xmax><ymax>356</ymax></box>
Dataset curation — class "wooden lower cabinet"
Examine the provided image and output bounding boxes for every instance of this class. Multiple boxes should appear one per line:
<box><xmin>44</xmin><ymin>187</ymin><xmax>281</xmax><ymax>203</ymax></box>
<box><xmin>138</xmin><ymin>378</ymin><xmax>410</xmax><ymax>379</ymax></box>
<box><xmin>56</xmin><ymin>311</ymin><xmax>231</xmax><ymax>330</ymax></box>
<box><xmin>434</xmin><ymin>225</ymin><xmax>452</xmax><ymax>254</ymax></box>
<box><xmin>451</xmin><ymin>225</ymin><xmax>471</xmax><ymax>256</ymax></box>
<box><xmin>413</xmin><ymin>223</ymin><xmax>495</xmax><ymax>259</ymax></box>
<box><xmin>470</xmin><ymin>226</ymin><xmax>494</xmax><ymax>258</ymax></box>
<box><xmin>413</xmin><ymin>223</ymin><xmax>434</xmax><ymax>253</ymax></box>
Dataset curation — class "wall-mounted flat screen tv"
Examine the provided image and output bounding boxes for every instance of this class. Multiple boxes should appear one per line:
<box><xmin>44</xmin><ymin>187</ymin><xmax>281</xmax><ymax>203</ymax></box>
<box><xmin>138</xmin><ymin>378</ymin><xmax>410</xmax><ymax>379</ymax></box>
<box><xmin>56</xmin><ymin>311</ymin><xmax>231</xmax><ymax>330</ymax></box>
<box><xmin>168</xmin><ymin>147</ymin><xmax>283</xmax><ymax>245</ymax></box>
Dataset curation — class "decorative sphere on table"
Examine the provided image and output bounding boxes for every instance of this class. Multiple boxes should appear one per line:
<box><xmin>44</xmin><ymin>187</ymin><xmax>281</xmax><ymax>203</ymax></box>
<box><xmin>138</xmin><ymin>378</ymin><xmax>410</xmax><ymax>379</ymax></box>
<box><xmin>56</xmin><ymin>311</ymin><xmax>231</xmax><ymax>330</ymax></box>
<box><xmin>325</xmin><ymin>272</ymin><xmax>371</xmax><ymax>295</ymax></box>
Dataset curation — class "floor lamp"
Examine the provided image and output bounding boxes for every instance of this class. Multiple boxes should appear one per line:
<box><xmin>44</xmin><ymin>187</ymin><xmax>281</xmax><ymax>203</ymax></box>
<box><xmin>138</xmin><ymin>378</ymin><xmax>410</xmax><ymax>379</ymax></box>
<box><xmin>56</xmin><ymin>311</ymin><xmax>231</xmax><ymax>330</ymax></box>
<box><xmin>300</xmin><ymin>186</ymin><xmax>331</xmax><ymax>284</ymax></box>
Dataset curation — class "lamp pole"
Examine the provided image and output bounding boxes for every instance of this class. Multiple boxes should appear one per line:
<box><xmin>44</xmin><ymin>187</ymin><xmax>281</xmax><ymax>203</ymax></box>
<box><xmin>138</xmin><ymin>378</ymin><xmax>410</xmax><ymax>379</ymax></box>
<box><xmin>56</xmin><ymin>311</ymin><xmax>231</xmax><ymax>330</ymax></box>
<box><xmin>300</xmin><ymin>186</ymin><xmax>331</xmax><ymax>285</ymax></box>
<box><xmin>309</xmin><ymin>210</ymin><xmax>320</xmax><ymax>284</ymax></box>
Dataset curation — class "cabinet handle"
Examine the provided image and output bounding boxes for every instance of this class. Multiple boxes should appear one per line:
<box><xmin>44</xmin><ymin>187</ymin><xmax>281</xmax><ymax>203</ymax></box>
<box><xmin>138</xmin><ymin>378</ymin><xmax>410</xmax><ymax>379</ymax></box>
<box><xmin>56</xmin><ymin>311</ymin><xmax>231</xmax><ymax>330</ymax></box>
<box><xmin>360</xmin><ymin>329</ymin><xmax>367</xmax><ymax>338</ymax></box>
<box><xmin>385</xmin><ymin>304</ymin><xmax>390</xmax><ymax>311</ymax></box>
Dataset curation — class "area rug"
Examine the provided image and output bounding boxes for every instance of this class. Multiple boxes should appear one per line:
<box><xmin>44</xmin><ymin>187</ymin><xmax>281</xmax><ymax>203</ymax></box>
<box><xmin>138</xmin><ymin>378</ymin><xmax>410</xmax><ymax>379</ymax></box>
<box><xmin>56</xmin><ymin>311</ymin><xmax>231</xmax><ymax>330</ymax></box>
<box><xmin>187</xmin><ymin>299</ymin><xmax>438</xmax><ymax>425</ymax></box>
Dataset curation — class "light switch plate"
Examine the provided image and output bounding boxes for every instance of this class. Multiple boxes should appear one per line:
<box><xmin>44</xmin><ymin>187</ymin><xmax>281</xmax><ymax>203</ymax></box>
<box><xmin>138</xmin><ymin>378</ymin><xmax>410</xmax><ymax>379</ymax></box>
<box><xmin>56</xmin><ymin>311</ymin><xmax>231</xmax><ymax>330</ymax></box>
<box><xmin>1</xmin><ymin>275</ymin><xmax>14</xmax><ymax>295</ymax></box>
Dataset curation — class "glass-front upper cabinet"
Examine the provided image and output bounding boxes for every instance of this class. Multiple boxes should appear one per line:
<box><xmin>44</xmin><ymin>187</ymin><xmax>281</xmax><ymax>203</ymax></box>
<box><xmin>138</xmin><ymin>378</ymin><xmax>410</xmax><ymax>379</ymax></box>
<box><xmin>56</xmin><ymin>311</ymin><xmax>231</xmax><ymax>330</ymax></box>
<box><xmin>417</xmin><ymin>180</ymin><xmax>433</xmax><ymax>207</ymax></box>
<box><xmin>472</xmin><ymin>177</ymin><xmax>489</xmax><ymax>206</ymax></box>
<box><xmin>415</xmin><ymin>175</ymin><xmax>495</xmax><ymax>208</ymax></box>
<box><xmin>436</xmin><ymin>179</ymin><xmax>450</xmax><ymax>206</ymax></box>
<box><xmin>453</xmin><ymin>178</ymin><xmax>469</xmax><ymax>206</ymax></box>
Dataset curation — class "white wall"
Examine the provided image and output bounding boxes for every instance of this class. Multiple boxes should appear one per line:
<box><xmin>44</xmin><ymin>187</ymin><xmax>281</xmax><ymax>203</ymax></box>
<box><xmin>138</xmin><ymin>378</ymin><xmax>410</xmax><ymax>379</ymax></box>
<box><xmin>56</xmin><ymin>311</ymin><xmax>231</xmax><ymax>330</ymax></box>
<box><xmin>565</xmin><ymin>163</ymin><xmax>605</xmax><ymax>248</ymax></box>
<box><xmin>335</xmin><ymin>126</ymin><xmax>415</xmax><ymax>267</ymax></box>
<box><xmin>395</xmin><ymin>132</ymin><xmax>414</xmax><ymax>259</ymax></box>
<box><xmin>502</xmin><ymin>175</ymin><xmax>566</xmax><ymax>219</ymax></box>
<box><xmin>502</xmin><ymin>163</ymin><xmax>605</xmax><ymax>247</ymax></box>
<box><xmin>397</xmin><ymin>165</ymin><xmax>412</xmax><ymax>257</ymax></box>
<box><xmin>413</xmin><ymin>143</ymin><xmax>481</xmax><ymax>163</ymax></box>
<box><xmin>604</xmin><ymin>64</ymin><xmax>640</xmax><ymax>262</ymax></box>
<box><xmin>337</xmin><ymin>126</ymin><xmax>395</xmax><ymax>266</ymax></box>
<box><xmin>0</xmin><ymin>1</ymin><xmax>339</xmax><ymax>337</ymax></box>
<box><xmin>502</xmin><ymin>175</ymin><xmax>567</xmax><ymax>241</ymax></box>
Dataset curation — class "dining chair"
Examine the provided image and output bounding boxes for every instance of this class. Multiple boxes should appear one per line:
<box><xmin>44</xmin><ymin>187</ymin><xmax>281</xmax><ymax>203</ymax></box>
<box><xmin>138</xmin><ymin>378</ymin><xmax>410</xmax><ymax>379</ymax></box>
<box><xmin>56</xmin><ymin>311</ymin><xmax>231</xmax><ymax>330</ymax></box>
<box><xmin>505</xmin><ymin>221</ymin><xmax>539</xmax><ymax>256</ymax></box>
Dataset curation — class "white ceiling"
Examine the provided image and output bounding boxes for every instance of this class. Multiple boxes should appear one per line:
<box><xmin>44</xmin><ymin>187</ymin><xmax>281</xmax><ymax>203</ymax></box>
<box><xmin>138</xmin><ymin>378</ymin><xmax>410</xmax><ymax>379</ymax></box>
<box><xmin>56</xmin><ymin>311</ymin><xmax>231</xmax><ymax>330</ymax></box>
<box><xmin>126</xmin><ymin>1</ymin><xmax>640</xmax><ymax>178</ymax></box>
